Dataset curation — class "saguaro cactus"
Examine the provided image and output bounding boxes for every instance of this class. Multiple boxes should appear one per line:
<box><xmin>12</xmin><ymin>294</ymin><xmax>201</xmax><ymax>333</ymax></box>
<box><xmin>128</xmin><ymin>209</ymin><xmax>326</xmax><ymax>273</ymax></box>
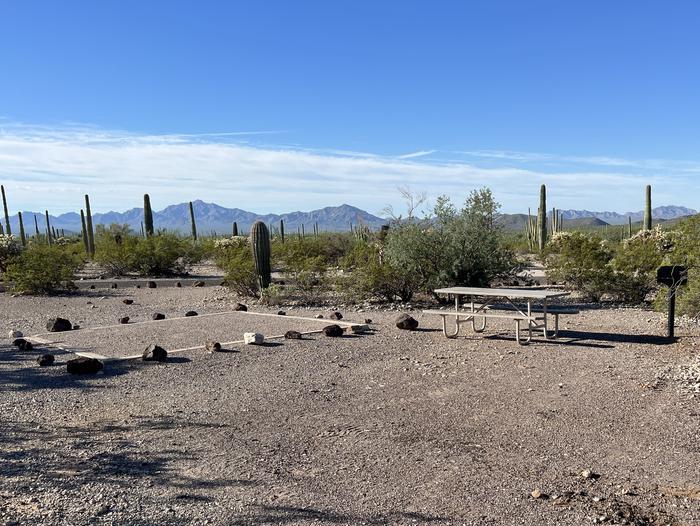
<box><xmin>628</xmin><ymin>216</ymin><xmax>633</xmax><ymax>238</ymax></box>
<box><xmin>34</xmin><ymin>215</ymin><xmax>40</xmax><ymax>237</ymax></box>
<box><xmin>188</xmin><ymin>201</ymin><xmax>198</xmax><ymax>240</ymax></box>
<box><xmin>84</xmin><ymin>194</ymin><xmax>95</xmax><ymax>257</ymax></box>
<box><xmin>143</xmin><ymin>194</ymin><xmax>154</xmax><ymax>237</ymax></box>
<box><xmin>280</xmin><ymin>219</ymin><xmax>285</xmax><ymax>243</ymax></box>
<box><xmin>17</xmin><ymin>211</ymin><xmax>26</xmax><ymax>246</ymax></box>
<box><xmin>250</xmin><ymin>221</ymin><xmax>271</xmax><ymax>290</ymax></box>
<box><xmin>80</xmin><ymin>209</ymin><xmax>89</xmax><ymax>253</ymax></box>
<box><xmin>1</xmin><ymin>185</ymin><xmax>11</xmax><ymax>235</ymax></box>
<box><xmin>537</xmin><ymin>184</ymin><xmax>547</xmax><ymax>251</ymax></box>
<box><xmin>232</xmin><ymin>221</ymin><xmax>238</xmax><ymax>237</ymax></box>
<box><xmin>45</xmin><ymin>210</ymin><xmax>52</xmax><ymax>246</ymax></box>
<box><xmin>643</xmin><ymin>185</ymin><xmax>652</xmax><ymax>230</ymax></box>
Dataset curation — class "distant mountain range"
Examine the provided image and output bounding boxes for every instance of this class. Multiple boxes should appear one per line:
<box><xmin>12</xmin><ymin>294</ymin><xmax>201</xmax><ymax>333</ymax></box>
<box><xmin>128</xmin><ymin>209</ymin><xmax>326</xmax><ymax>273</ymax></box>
<box><xmin>4</xmin><ymin>201</ymin><xmax>388</xmax><ymax>235</ymax></box>
<box><xmin>3</xmin><ymin>201</ymin><xmax>696</xmax><ymax>235</ymax></box>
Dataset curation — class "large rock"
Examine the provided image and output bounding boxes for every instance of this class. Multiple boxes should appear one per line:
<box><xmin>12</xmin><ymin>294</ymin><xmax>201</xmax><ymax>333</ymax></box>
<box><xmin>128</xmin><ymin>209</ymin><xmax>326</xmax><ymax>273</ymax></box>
<box><xmin>37</xmin><ymin>354</ymin><xmax>55</xmax><ymax>366</ymax></box>
<box><xmin>119</xmin><ymin>316</ymin><xmax>130</xmax><ymax>324</ymax></box>
<box><xmin>234</xmin><ymin>303</ymin><xmax>248</xmax><ymax>312</ymax></box>
<box><xmin>284</xmin><ymin>330</ymin><xmax>302</xmax><ymax>340</ymax></box>
<box><xmin>329</xmin><ymin>311</ymin><xmax>343</xmax><ymax>320</ymax></box>
<box><xmin>142</xmin><ymin>344</ymin><xmax>168</xmax><ymax>362</ymax></box>
<box><xmin>13</xmin><ymin>338</ymin><xmax>33</xmax><ymax>351</ymax></box>
<box><xmin>244</xmin><ymin>333</ymin><xmax>264</xmax><ymax>345</ymax></box>
<box><xmin>323</xmin><ymin>324</ymin><xmax>344</xmax><ymax>337</ymax></box>
<box><xmin>46</xmin><ymin>317</ymin><xmax>72</xmax><ymax>332</ymax></box>
<box><xmin>184</xmin><ymin>310</ymin><xmax>198</xmax><ymax>317</ymax></box>
<box><xmin>350</xmin><ymin>324</ymin><xmax>370</xmax><ymax>334</ymax></box>
<box><xmin>67</xmin><ymin>357</ymin><xmax>103</xmax><ymax>374</ymax></box>
<box><xmin>395</xmin><ymin>314</ymin><xmax>418</xmax><ymax>331</ymax></box>
<box><xmin>152</xmin><ymin>313</ymin><xmax>166</xmax><ymax>321</ymax></box>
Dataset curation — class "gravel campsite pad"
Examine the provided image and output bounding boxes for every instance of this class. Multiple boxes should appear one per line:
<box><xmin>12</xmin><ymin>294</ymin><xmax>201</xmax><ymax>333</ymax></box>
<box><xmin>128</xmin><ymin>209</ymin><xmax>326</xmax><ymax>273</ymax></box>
<box><xmin>30</xmin><ymin>311</ymin><xmax>355</xmax><ymax>359</ymax></box>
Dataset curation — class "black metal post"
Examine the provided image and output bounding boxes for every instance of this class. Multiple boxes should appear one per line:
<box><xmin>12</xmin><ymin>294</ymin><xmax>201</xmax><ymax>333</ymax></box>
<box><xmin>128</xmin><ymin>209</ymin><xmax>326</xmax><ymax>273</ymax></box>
<box><xmin>667</xmin><ymin>286</ymin><xmax>676</xmax><ymax>339</ymax></box>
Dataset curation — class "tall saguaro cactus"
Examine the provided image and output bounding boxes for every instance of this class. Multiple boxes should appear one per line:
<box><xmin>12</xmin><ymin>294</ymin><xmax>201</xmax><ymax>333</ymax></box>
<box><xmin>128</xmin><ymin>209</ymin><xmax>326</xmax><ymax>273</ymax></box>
<box><xmin>280</xmin><ymin>219</ymin><xmax>285</xmax><ymax>243</ymax></box>
<box><xmin>84</xmin><ymin>194</ymin><xmax>95</xmax><ymax>257</ymax></box>
<box><xmin>250</xmin><ymin>221</ymin><xmax>272</xmax><ymax>291</ymax></box>
<box><xmin>1</xmin><ymin>185</ymin><xmax>11</xmax><ymax>235</ymax></box>
<box><xmin>17</xmin><ymin>212</ymin><xmax>26</xmax><ymax>246</ymax></box>
<box><xmin>188</xmin><ymin>201</ymin><xmax>198</xmax><ymax>241</ymax></box>
<box><xmin>628</xmin><ymin>216</ymin><xmax>633</xmax><ymax>238</ymax></box>
<box><xmin>232</xmin><ymin>222</ymin><xmax>238</xmax><ymax>237</ymax></box>
<box><xmin>143</xmin><ymin>194</ymin><xmax>154</xmax><ymax>237</ymax></box>
<box><xmin>643</xmin><ymin>185</ymin><xmax>652</xmax><ymax>230</ymax></box>
<box><xmin>45</xmin><ymin>210</ymin><xmax>52</xmax><ymax>246</ymax></box>
<box><xmin>80</xmin><ymin>209</ymin><xmax>90</xmax><ymax>254</ymax></box>
<box><xmin>34</xmin><ymin>215</ymin><xmax>40</xmax><ymax>237</ymax></box>
<box><xmin>537</xmin><ymin>184</ymin><xmax>547</xmax><ymax>251</ymax></box>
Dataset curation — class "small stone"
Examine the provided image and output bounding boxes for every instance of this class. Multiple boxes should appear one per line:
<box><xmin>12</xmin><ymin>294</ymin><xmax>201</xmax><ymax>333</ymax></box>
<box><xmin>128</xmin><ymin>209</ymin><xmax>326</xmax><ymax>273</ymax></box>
<box><xmin>67</xmin><ymin>357</ymin><xmax>103</xmax><ymax>374</ymax></box>
<box><xmin>89</xmin><ymin>285</ymin><xmax>96</xmax><ymax>289</ymax></box>
<box><xmin>323</xmin><ymin>324</ymin><xmax>344</xmax><ymax>337</ymax></box>
<box><xmin>110</xmin><ymin>283</ymin><xmax>118</xmax><ymax>289</ymax></box>
<box><xmin>244</xmin><ymin>333</ymin><xmax>264</xmax><ymax>345</ymax></box>
<box><xmin>119</xmin><ymin>316</ymin><xmax>130</xmax><ymax>324</ymax></box>
<box><xmin>37</xmin><ymin>354</ymin><xmax>55</xmax><ymax>366</ymax></box>
<box><xmin>581</xmin><ymin>469</ymin><xmax>599</xmax><ymax>480</ymax></box>
<box><xmin>364</xmin><ymin>319</ymin><xmax>372</xmax><ymax>324</ymax></box>
<box><xmin>122</xmin><ymin>299</ymin><xmax>134</xmax><ymax>305</ymax></box>
<box><xmin>14</xmin><ymin>338</ymin><xmax>34</xmax><ymax>351</ymax></box>
<box><xmin>205</xmin><ymin>341</ymin><xmax>222</xmax><ymax>353</ymax></box>
<box><xmin>142</xmin><ymin>344</ymin><xmax>168</xmax><ymax>362</ymax></box>
<box><xmin>350</xmin><ymin>324</ymin><xmax>370</xmax><ymax>334</ymax></box>
<box><xmin>531</xmin><ymin>488</ymin><xmax>547</xmax><ymax>499</ymax></box>
<box><xmin>234</xmin><ymin>303</ymin><xmax>248</xmax><ymax>312</ymax></box>
<box><xmin>152</xmin><ymin>313</ymin><xmax>166</xmax><ymax>321</ymax></box>
<box><xmin>136</xmin><ymin>285</ymin><xmax>141</xmax><ymax>289</ymax></box>
<box><xmin>395</xmin><ymin>313</ymin><xmax>419</xmax><ymax>330</ymax></box>
<box><xmin>285</xmin><ymin>330</ymin><xmax>302</xmax><ymax>340</ymax></box>
<box><xmin>329</xmin><ymin>311</ymin><xmax>343</xmax><ymax>320</ymax></box>
<box><xmin>73</xmin><ymin>324</ymin><xmax>81</xmax><ymax>330</ymax></box>
<box><xmin>192</xmin><ymin>280</ymin><xmax>205</xmax><ymax>287</ymax></box>
<box><xmin>315</xmin><ymin>314</ymin><xmax>324</xmax><ymax>319</ymax></box>
<box><xmin>184</xmin><ymin>311</ymin><xmax>198</xmax><ymax>317</ymax></box>
<box><xmin>8</xmin><ymin>329</ymin><xmax>23</xmax><ymax>338</ymax></box>
<box><xmin>46</xmin><ymin>317</ymin><xmax>72</xmax><ymax>332</ymax></box>
<box><xmin>146</xmin><ymin>281</ymin><xmax>157</xmax><ymax>289</ymax></box>
<box><xmin>175</xmin><ymin>281</ymin><xmax>182</xmax><ymax>288</ymax></box>
<box><xmin>277</xmin><ymin>310</ymin><xmax>286</xmax><ymax>316</ymax></box>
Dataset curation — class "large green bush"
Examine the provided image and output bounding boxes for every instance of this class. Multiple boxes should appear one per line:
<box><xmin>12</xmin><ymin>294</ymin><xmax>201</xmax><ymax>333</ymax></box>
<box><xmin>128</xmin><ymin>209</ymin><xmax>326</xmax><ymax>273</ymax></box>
<box><xmin>0</xmin><ymin>234</ymin><xmax>22</xmax><ymax>272</ymax></box>
<box><xmin>94</xmin><ymin>225</ymin><xmax>202</xmax><ymax>276</ymax></box>
<box><xmin>214</xmin><ymin>237</ymin><xmax>259</xmax><ymax>297</ymax></box>
<box><xmin>383</xmin><ymin>189</ymin><xmax>517</xmax><ymax>295</ymax></box>
<box><xmin>5</xmin><ymin>243</ymin><xmax>82</xmax><ymax>294</ymax></box>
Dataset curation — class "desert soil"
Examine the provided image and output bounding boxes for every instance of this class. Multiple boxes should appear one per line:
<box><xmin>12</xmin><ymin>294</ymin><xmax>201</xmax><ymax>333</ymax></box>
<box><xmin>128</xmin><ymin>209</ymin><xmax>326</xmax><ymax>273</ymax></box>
<box><xmin>1</xmin><ymin>285</ymin><xmax>699</xmax><ymax>525</ymax></box>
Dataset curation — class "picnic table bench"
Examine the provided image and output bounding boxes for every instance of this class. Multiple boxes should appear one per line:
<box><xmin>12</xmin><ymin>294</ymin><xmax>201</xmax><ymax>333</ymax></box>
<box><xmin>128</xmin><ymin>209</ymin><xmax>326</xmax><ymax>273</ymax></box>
<box><xmin>424</xmin><ymin>287</ymin><xmax>576</xmax><ymax>344</ymax></box>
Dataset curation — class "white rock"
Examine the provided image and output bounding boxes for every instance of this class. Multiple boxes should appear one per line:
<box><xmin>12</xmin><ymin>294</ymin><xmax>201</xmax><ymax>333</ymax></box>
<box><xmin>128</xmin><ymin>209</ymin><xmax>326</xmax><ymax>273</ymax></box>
<box><xmin>244</xmin><ymin>333</ymin><xmax>264</xmax><ymax>345</ymax></box>
<box><xmin>8</xmin><ymin>330</ymin><xmax>23</xmax><ymax>338</ymax></box>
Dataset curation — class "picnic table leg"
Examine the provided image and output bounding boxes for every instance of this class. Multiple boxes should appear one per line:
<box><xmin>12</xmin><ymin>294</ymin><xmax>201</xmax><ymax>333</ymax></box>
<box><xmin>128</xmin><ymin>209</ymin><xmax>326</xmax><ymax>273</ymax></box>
<box><xmin>442</xmin><ymin>315</ymin><xmax>460</xmax><ymax>339</ymax></box>
<box><xmin>542</xmin><ymin>300</ymin><xmax>549</xmax><ymax>339</ymax></box>
<box><xmin>470</xmin><ymin>296</ymin><xmax>487</xmax><ymax>333</ymax></box>
<box><xmin>515</xmin><ymin>319</ymin><xmax>531</xmax><ymax>345</ymax></box>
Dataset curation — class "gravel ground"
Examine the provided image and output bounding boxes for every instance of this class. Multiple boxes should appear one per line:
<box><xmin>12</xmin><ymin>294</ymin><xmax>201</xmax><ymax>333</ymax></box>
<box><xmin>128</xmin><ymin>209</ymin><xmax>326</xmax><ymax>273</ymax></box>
<box><xmin>1</xmin><ymin>286</ymin><xmax>699</xmax><ymax>525</ymax></box>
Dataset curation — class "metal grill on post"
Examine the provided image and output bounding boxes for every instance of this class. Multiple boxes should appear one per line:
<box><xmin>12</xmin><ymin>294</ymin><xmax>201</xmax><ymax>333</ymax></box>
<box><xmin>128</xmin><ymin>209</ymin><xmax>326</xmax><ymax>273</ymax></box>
<box><xmin>656</xmin><ymin>265</ymin><xmax>688</xmax><ymax>339</ymax></box>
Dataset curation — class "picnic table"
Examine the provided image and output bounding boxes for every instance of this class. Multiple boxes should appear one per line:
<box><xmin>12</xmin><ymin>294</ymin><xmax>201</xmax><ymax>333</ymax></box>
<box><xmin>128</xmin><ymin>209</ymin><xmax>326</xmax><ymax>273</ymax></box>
<box><xmin>424</xmin><ymin>287</ymin><xmax>575</xmax><ymax>345</ymax></box>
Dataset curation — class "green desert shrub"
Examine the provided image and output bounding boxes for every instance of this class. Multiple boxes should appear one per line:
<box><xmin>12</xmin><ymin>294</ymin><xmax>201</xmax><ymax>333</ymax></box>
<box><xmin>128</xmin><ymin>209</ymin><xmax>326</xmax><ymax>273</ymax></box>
<box><xmin>0</xmin><ymin>234</ymin><xmax>22</xmax><ymax>273</ymax></box>
<box><xmin>5</xmin><ymin>243</ymin><xmax>82</xmax><ymax>294</ymax></box>
<box><xmin>214</xmin><ymin>237</ymin><xmax>259</xmax><ymax>297</ymax></box>
<box><xmin>383</xmin><ymin>189</ymin><xmax>517</xmax><ymax>295</ymax></box>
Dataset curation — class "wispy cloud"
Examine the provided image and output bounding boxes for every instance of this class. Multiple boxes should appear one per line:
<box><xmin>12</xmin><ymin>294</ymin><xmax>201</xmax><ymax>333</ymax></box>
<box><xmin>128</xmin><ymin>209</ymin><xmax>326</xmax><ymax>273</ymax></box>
<box><xmin>0</xmin><ymin>123</ymin><xmax>697</xmax><ymax>215</ymax></box>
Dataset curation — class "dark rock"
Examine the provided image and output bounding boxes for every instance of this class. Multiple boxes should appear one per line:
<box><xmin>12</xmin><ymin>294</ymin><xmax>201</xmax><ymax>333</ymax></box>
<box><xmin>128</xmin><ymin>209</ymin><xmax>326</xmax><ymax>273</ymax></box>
<box><xmin>323</xmin><ymin>324</ymin><xmax>344</xmax><ymax>337</ymax></box>
<box><xmin>111</xmin><ymin>283</ymin><xmax>118</xmax><ymax>289</ymax></box>
<box><xmin>119</xmin><ymin>316</ymin><xmax>130</xmax><ymax>324</ymax></box>
<box><xmin>192</xmin><ymin>280</ymin><xmax>205</xmax><ymax>287</ymax></box>
<box><xmin>142</xmin><ymin>344</ymin><xmax>168</xmax><ymax>362</ymax></box>
<box><xmin>146</xmin><ymin>281</ymin><xmax>157</xmax><ymax>289</ymax></box>
<box><xmin>234</xmin><ymin>303</ymin><xmax>248</xmax><ymax>312</ymax></box>
<box><xmin>136</xmin><ymin>285</ymin><xmax>141</xmax><ymax>289</ymax></box>
<box><xmin>122</xmin><ymin>299</ymin><xmax>134</xmax><ymax>305</ymax></box>
<box><xmin>285</xmin><ymin>330</ymin><xmax>302</xmax><ymax>340</ymax></box>
<box><xmin>67</xmin><ymin>357</ymin><xmax>103</xmax><ymax>374</ymax></box>
<box><xmin>37</xmin><ymin>354</ymin><xmax>55</xmax><ymax>366</ymax></box>
<box><xmin>184</xmin><ymin>310</ymin><xmax>198</xmax><ymax>317</ymax></box>
<box><xmin>329</xmin><ymin>311</ymin><xmax>343</xmax><ymax>320</ymax></box>
<box><xmin>205</xmin><ymin>341</ymin><xmax>222</xmax><ymax>353</ymax></box>
<box><xmin>73</xmin><ymin>324</ymin><xmax>80</xmax><ymax>330</ymax></box>
<box><xmin>175</xmin><ymin>281</ymin><xmax>182</xmax><ymax>288</ymax></box>
<box><xmin>395</xmin><ymin>313</ymin><xmax>419</xmax><ymax>331</ymax></box>
<box><xmin>315</xmin><ymin>314</ymin><xmax>324</xmax><ymax>319</ymax></box>
<box><xmin>364</xmin><ymin>319</ymin><xmax>372</xmax><ymax>324</ymax></box>
<box><xmin>152</xmin><ymin>313</ymin><xmax>166</xmax><ymax>321</ymax></box>
<box><xmin>46</xmin><ymin>317</ymin><xmax>72</xmax><ymax>332</ymax></box>
<box><xmin>13</xmin><ymin>338</ymin><xmax>33</xmax><ymax>351</ymax></box>
<box><xmin>277</xmin><ymin>310</ymin><xmax>286</xmax><ymax>316</ymax></box>
<box><xmin>89</xmin><ymin>285</ymin><xmax>96</xmax><ymax>289</ymax></box>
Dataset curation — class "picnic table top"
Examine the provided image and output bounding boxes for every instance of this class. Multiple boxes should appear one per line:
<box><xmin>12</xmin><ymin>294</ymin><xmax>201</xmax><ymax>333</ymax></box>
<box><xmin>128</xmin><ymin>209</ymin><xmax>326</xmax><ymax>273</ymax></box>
<box><xmin>434</xmin><ymin>287</ymin><xmax>570</xmax><ymax>300</ymax></box>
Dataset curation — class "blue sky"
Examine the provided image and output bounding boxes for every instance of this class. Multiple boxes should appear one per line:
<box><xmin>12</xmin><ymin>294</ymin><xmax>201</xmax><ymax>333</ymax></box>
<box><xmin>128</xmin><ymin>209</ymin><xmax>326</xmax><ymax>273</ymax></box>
<box><xmin>1</xmin><ymin>1</ymin><xmax>700</xmax><ymax>214</ymax></box>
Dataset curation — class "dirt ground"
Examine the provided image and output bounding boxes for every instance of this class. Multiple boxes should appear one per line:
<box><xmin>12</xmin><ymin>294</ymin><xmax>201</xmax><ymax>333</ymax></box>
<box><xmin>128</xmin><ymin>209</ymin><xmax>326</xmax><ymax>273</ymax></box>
<box><xmin>1</xmin><ymin>286</ymin><xmax>699</xmax><ymax>525</ymax></box>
